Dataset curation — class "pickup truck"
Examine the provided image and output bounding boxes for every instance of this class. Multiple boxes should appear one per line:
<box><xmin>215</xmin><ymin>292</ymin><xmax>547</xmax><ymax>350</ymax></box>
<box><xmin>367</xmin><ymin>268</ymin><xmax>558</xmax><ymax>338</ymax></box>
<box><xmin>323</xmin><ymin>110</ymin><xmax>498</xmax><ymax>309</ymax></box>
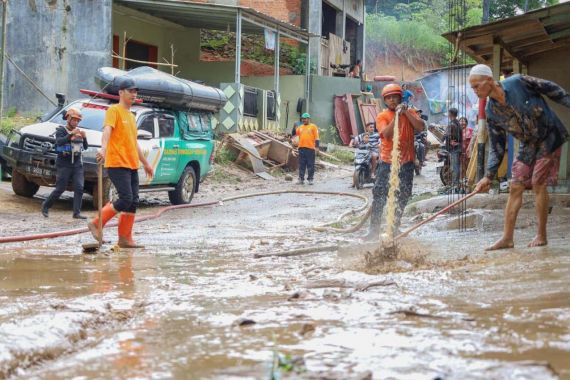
<box><xmin>1</xmin><ymin>93</ymin><xmax>217</xmax><ymax>208</ymax></box>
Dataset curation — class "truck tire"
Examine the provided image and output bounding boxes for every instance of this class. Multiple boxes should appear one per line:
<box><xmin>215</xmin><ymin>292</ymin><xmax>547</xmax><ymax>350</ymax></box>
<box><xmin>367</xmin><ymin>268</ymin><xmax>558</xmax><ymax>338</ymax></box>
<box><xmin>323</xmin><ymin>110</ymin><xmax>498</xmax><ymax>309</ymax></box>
<box><xmin>91</xmin><ymin>177</ymin><xmax>114</xmax><ymax>209</ymax></box>
<box><xmin>168</xmin><ymin>166</ymin><xmax>196</xmax><ymax>205</ymax></box>
<box><xmin>11</xmin><ymin>170</ymin><xmax>39</xmax><ymax>198</ymax></box>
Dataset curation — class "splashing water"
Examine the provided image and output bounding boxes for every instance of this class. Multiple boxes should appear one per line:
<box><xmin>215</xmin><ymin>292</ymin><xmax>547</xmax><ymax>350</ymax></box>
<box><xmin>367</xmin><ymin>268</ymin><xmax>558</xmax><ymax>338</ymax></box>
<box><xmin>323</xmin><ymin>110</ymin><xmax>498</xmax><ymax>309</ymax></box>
<box><xmin>382</xmin><ymin>110</ymin><xmax>401</xmax><ymax>241</ymax></box>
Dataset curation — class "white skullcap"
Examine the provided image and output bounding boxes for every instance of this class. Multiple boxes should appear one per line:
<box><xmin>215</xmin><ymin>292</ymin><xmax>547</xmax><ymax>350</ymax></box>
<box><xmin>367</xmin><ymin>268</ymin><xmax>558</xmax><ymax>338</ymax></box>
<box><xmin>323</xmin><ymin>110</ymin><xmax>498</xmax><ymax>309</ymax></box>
<box><xmin>469</xmin><ymin>64</ymin><xmax>493</xmax><ymax>78</ymax></box>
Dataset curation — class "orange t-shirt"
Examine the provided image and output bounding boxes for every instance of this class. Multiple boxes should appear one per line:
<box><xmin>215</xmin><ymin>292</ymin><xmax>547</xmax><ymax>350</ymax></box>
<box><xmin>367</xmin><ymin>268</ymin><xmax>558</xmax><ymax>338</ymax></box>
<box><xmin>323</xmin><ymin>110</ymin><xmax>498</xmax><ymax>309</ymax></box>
<box><xmin>296</xmin><ymin>123</ymin><xmax>320</xmax><ymax>150</ymax></box>
<box><xmin>104</xmin><ymin>104</ymin><xmax>139</xmax><ymax>169</ymax></box>
<box><xmin>376</xmin><ymin>109</ymin><xmax>418</xmax><ymax>164</ymax></box>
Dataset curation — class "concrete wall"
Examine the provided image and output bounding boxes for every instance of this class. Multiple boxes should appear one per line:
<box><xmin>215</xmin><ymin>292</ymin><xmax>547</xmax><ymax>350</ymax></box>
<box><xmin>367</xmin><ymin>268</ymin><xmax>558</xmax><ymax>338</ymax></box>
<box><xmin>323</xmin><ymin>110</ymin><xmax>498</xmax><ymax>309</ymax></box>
<box><xmin>309</xmin><ymin>75</ymin><xmax>361</xmax><ymax>143</ymax></box>
<box><xmin>1</xmin><ymin>0</ymin><xmax>112</xmax><ymax>114</ymax></box>
<box><xmin>528</xmin><ymin>48</ymin><xmax>570</xmax><ymax>181</ymax></box>
<box><xmin>242</xmin><ymin>75</ymin><xmax>305</xmax><ymax>133</ymax></box>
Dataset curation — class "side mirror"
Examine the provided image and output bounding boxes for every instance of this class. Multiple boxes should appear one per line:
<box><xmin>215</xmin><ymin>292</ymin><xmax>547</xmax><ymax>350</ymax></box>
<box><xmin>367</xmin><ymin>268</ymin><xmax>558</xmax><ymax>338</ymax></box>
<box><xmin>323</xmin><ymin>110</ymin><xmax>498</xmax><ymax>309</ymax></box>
<box><xmin>137</xmin><ymin>130</ymin><xmax>153</xmax><ymax>140</ymax></box>
<box><xmin>56</xmin><ymin>93</ymin><xmax>66</xmax><ymax>107</ymax></box>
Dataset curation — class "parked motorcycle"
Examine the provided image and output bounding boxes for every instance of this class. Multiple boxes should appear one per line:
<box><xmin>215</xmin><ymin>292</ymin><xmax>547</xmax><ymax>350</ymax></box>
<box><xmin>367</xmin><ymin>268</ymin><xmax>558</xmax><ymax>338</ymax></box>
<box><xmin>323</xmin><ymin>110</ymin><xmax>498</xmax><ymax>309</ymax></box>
<box><xmin>414</xmin><ymin>131</ymin><xmax>428</xmax><ymax>175</ymax></box>
<box><xmin>353</xmin><ymin>147</ymin><xmax>374</xmax><ymax>189</ymax></box>
<box><xmin>436</xmin><ymin>148</ymin><xmax>451</xmax><ymax>186</ymax></box>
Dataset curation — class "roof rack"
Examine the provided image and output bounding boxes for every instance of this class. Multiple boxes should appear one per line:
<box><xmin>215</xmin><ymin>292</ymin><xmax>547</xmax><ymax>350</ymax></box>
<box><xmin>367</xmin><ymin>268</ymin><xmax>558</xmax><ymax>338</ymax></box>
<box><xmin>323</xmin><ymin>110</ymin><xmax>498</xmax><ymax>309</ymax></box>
<box><xmin>79</xmin><ymin>89</ymin><xmax>143</xmax><ymax>103</ymax></box>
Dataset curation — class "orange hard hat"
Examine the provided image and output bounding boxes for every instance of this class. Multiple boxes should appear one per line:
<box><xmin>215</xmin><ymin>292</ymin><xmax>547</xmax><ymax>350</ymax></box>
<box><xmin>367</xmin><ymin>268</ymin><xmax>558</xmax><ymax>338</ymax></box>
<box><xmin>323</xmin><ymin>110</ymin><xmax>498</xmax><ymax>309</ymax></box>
<box><xmin>65</xmin><ymin>107</ymin><xmax>83</xmax><ymax>121</ymax></box>
<box><xmin>381</xmin><ymin>83</ymin><xmax>403</xmax><ymax>98</ymax></box>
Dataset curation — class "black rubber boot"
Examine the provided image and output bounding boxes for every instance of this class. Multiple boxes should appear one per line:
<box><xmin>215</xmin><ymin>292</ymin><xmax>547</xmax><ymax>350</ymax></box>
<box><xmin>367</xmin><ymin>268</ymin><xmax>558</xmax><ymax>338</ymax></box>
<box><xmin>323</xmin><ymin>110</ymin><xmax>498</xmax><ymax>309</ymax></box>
<box><xmin>41</xmin><ymin>200</ymin><xmax>51</xmax><ymax>218</ymax></box>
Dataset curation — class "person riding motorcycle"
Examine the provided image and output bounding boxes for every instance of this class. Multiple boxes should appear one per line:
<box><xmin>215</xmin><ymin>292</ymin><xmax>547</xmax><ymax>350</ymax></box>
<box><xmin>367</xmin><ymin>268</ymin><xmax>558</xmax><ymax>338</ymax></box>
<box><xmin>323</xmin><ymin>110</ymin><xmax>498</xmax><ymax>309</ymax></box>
<box><xmin>350</xmin><ymin>122</ymin><xmax>379</xmax><ymax>175</ymax></box>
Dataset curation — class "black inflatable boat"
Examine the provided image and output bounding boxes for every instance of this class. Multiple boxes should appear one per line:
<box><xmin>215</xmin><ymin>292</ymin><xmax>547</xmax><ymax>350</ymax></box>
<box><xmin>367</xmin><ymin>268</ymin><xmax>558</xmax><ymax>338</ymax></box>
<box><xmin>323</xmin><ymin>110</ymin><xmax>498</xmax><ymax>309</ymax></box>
<box><xmin>95</xmin><ymin>66</ymin><xmax>227</xmax><ymax>112</ymax></box>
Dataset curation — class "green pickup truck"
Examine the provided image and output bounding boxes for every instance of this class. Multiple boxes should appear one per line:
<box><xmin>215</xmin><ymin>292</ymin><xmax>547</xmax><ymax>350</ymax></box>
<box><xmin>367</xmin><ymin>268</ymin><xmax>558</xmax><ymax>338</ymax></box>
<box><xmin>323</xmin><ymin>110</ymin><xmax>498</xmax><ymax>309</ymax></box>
<box><xmin>2</xmin><ymin>95</ymin><xmax>219</xmax><ymax>208</ymax></box>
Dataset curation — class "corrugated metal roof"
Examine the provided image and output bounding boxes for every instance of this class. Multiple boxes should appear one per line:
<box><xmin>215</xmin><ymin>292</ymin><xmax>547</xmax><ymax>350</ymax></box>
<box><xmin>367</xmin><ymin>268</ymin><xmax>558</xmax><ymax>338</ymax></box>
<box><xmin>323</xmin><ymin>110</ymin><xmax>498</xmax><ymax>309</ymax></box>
<box><xmin>442</xmin><ymin>2</ymin><xmax>570</xmax><ymax>67</ymax></box>
<box><xmin>115</xmin><ymin>0</ymin><xmax>309</xmax><ymax>43</ymax></box>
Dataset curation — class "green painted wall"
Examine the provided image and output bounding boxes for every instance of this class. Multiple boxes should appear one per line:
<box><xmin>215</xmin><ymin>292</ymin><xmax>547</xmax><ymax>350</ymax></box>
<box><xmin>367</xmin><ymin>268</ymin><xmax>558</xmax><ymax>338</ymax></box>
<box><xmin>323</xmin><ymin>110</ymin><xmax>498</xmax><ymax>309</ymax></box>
<box><xmin>242</xmin><ymin>75</ymin><xmax>306</xmax><ymax>133</ymax></box>
<box><xmin>309</xmin><ymin>76</ymin><xmax>362</xmax><ymax>144</ymax></box>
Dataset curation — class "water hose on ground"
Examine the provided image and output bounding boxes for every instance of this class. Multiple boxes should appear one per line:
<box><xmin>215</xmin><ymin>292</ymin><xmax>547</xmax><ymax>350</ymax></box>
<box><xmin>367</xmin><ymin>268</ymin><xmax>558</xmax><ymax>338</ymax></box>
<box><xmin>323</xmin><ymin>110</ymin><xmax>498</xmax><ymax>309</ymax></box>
<box><xmin>0</xmin><ymin>190</ymin><xmax>370</xmax><ymax>244</ymax></box>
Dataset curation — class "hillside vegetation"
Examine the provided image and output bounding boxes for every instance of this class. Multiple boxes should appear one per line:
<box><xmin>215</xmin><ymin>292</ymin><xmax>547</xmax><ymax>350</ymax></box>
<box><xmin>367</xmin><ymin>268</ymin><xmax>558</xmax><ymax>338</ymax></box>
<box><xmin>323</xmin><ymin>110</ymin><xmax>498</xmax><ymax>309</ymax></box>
<box><xmin>365</xmin><ymin>0</ymin><xmax>558</xmax><ymax>79</ymax></box>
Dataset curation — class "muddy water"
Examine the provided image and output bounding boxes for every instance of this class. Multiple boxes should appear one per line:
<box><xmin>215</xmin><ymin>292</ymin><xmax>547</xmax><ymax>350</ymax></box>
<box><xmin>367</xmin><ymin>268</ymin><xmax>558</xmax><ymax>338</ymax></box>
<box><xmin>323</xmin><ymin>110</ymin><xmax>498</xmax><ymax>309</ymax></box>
<box><xmin>1</xmin><ymin>181</ymin><xmax>569</xmax><ymax>379</ymax></box>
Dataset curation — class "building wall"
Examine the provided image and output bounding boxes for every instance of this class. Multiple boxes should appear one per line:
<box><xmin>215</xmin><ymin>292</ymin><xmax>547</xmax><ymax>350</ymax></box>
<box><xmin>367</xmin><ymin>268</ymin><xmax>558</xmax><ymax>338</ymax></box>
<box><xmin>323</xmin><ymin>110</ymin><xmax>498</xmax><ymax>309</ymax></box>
<box><xmin>242</xmin><ymin>75</ymin><xmax>362</xmax><ymax>143</ymax></box>
<box><xmin>188</xmin><ymin>0</ymin><xmax>302</xmax><ymax>26</ymax></box>
<box><xmin>242</xmin><ymin>75</ymin><xmax>306</xmax><ymax>132</ymax></box>
<box><xmin>528</xmin><ymin>48</ymin><xmax>570</xmax><ymax>181</ymax></box>
<box><xmin>310</xmin><ymin>75</ymin><xmax>361</xmax><ymax>143</ymax></box>
<box><xmin>326</xmin><ymin>0</ymin><xmax>364</xmax><ymax>23</ymax></box>
<box><xmin>1</xmin><ymin>0</ymin><xmax>112</xmax><ymax>114</ymax></box>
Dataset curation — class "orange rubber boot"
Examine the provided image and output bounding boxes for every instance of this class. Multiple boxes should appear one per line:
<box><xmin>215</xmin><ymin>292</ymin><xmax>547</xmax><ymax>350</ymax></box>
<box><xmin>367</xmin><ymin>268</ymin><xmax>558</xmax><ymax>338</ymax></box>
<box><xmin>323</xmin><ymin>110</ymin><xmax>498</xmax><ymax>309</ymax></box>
<box><xmin>87</xmin><ymin>203</ymin><xmax>117</xmax><ymax>241</ymax></box>
<box><xmin>117</xmin><ymin>212</ymin><xmax>144</xmax><ymax>248</ymax></box>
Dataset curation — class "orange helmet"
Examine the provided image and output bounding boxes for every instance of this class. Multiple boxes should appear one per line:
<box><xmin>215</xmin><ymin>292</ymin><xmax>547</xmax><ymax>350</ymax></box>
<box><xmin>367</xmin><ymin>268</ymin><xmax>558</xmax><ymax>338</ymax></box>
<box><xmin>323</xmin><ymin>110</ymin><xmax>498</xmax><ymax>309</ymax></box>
<box><xmin>381</xmin><ymin>84</ymin><xmax>403</xmax><ymax>99</ymax></box>
<box><xmin>65</xmin><ymin>107</ymin><xmax>83</xmax><ymax>121</ymax></box>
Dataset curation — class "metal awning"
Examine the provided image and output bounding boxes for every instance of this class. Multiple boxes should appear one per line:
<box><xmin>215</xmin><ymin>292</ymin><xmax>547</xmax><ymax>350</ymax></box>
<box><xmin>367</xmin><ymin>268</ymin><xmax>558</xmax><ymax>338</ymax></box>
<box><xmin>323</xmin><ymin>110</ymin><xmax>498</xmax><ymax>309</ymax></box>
<box><xmin>442</xmin><ymin>2</ymin><xmax>570</xmax><ymax>68</ymax></box>
<box><xmin>114</xmin><ymin>0</ymin><xmax>309</xmax><ymax>44</ymax></box>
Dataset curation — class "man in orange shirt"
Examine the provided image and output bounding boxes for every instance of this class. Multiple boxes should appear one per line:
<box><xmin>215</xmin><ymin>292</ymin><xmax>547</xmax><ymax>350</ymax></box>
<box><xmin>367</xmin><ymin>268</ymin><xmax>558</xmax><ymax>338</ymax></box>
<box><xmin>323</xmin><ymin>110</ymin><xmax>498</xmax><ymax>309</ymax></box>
<box><xmin>295</xmin><ymin>112</ymin><xmax>320</xmax><ymax>185</ymax></box>
<box><xmin>87</xmin><ymin>77</ymin><xmax>154</xmax><ymax>248</ymax></box>
<box><xmin>366</xmin><ymin>84</ymin><xmax>425</xmax><ymax>239</ymax></box>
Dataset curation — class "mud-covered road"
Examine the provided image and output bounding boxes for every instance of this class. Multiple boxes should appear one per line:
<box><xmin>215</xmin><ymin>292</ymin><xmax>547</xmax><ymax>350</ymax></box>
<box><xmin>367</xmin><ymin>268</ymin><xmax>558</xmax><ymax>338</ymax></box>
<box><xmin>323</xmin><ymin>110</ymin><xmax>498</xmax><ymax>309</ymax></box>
<box><xmin>0</xmin><ymin>162</ymin><xmax>569</xmax><ymax>379</ymax></box>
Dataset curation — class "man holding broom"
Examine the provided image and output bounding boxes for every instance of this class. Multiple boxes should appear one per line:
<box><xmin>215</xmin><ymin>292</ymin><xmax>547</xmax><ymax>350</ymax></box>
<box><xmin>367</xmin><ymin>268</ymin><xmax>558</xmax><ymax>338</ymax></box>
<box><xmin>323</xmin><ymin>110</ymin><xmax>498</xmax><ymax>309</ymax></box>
<box><xmin>87</xmin><ymin>76</ymin><xmax>154</xmax><ymax>248</ymax></box>
<box><xmin>470</xmin><ymin>64</ymin><xmax>570</xmax><ymax>250</ymax></box>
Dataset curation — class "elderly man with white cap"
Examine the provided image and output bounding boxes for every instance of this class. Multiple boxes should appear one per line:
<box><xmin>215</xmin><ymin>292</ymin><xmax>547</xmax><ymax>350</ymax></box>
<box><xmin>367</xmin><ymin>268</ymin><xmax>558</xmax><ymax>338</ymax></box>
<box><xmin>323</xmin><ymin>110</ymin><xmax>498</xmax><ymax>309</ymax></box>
<box><xmin>470</xmin><ymin>64</ymin><xmax>570</xmax><ymax>250</ymax></box>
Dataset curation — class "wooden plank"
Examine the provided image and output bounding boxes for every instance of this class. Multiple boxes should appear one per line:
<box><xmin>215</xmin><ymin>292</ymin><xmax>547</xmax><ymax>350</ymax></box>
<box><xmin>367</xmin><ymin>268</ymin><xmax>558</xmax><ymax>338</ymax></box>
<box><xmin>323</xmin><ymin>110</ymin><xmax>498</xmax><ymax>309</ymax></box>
<box><xmin>492</xmin><ymin>44</ymin><xmax>503</xmax><ymax>80</ymax></box>
<box><xmin>548</xmin><ymin>28</ymin><xmax>570</xmax><ymax>41</ymax></box>
<box><xmin>345</xmin><ymin>94</ymin><xmax>359</xmax><ymax>138</ymax></box>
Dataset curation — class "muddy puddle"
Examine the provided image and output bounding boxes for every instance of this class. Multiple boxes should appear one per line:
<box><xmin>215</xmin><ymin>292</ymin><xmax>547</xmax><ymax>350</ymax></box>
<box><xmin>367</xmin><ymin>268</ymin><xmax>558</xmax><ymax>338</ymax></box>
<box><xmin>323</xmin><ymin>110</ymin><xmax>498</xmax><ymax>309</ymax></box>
<box><xmin>1</xmin><ymin>181</ymin><xmax>569</xmax><ymax>379</ymax></box>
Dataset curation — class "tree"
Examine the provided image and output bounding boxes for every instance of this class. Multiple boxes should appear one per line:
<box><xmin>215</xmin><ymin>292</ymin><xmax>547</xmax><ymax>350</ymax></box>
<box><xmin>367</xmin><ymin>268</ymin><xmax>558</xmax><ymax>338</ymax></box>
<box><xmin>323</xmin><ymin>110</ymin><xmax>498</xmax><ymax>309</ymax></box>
<box><xmin>489</xmin><ymin>0</ymin><xmax>559</xmax><ymax>20</ymax></box>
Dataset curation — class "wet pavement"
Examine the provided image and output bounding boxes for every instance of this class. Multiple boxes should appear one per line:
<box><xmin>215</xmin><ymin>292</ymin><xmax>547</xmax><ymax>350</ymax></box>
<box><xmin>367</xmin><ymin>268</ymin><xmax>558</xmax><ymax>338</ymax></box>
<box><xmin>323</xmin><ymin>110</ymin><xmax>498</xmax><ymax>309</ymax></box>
<box><xmin>0</xmin><ymin>162</ymin><xmax>569</xmax><ymax>379</ymax></box>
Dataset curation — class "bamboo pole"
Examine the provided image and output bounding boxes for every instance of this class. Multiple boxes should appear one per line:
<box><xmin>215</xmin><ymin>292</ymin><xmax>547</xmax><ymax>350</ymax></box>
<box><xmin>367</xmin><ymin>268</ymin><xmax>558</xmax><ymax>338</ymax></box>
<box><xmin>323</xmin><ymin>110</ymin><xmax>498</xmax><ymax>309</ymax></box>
<box><xmin>112</xmin><ymin>55</ymin><xmax>178</xmax><ymax>68</ymax></box>
<box><xmin>121</xmin><ymin>31</ymin><xmax>127</xmax><ymax>70</ymax></box>
<box><xmin>170</xmin><ymin>43</ymin><xmax>175</xmax><ymax>75</ymax></box>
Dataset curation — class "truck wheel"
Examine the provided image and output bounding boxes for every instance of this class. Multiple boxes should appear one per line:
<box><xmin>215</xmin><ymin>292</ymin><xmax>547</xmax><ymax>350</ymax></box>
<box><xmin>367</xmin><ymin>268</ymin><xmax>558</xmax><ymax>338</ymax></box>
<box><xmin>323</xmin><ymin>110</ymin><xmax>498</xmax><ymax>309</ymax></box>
<box><xmin>169</xmin><ymin>166</ymin><xmax>196</xmax><ymax>205</ymax></box>
<box><xmin>91</xmin><ymin>177</ymin><xmax>114</xmax><ymax>209</ymax></box>
<box><xmin>11</xmin><ymin>170</ymin><xmax>39</xmax><ymax>197</ymax></box>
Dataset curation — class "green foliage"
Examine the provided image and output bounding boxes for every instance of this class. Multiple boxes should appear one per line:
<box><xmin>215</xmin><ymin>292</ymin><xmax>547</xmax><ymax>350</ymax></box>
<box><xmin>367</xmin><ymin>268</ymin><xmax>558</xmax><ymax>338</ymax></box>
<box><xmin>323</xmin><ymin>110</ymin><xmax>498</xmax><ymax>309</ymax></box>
<box><xmin>214</xmin><ymin>145</ymin><xmax>238</xmax><ymax>165</ymax></box>
<box><xmin>5</xmin><ymin>107</ymin><xmax>17</xmax><ymax>118</ymax></box>
<box><xmin>490</xmin><ymin>0</ymin><xmax>559</xmax><ymax>20</ymax></box>
<box><xmin>325</xmin><ymin>149</ymin><xmax>355</xmax><ymax>165</ymax></box>
<box><xmin>0</xmin><ymin>113</ymin><xmax>37</xmax><ymax>136</ymax></box>
<box><xmin>319</xmin><ymin>125</ymin><xmax>344</xmax><ymax>146</ymax></box>
<box><xmin>366</xmin><ymin>13</ymin><xmax>449</xmax><ymax>62</ymax></box>
<box><xmin>200</xmin><ymin>30</ymin><xmax>310</xmax><ymax>73</ymax></box>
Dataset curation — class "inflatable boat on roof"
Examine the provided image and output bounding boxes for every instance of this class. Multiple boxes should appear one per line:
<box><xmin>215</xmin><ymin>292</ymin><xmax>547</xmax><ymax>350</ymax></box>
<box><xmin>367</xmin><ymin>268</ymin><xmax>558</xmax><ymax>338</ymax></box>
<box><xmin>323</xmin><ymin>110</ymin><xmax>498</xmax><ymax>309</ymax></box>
<box><xmin>95</xmin><ymin>66</ymin><xmax>227</xmax><ymax>112</ymax></box>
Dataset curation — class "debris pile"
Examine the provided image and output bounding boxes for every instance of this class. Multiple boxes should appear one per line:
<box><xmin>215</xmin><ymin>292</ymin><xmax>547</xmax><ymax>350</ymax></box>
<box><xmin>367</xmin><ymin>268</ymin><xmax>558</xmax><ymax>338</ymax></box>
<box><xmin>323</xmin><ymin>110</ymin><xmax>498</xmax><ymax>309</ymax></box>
<box><xmin>222</xmin><ymin>130</ymin><xmax>351</xmax><ymax>179</ymax></box>
<box><xmin>222</xmin><ymin>131</ymin><xmax>298</xmax><ymax>180</ymax></box>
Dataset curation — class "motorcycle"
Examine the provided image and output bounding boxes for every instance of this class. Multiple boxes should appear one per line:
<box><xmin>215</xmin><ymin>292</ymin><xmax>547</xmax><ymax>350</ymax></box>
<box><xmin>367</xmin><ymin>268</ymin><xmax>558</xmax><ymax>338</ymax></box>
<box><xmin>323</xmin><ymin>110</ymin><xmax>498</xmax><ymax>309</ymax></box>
<box><xmin>353</xmin><ymin>146</ymin><xmax>374</xmax><ymax>189</ymax></box>
<box><xmin>414</xmin><ymin>131</ymin><xmax>428</xmax><ymax>175</ymax></box>
<box><xmin>436</xmin><ymin>148</ymin><xmax>451</xmax><ymax>186</ymax></box>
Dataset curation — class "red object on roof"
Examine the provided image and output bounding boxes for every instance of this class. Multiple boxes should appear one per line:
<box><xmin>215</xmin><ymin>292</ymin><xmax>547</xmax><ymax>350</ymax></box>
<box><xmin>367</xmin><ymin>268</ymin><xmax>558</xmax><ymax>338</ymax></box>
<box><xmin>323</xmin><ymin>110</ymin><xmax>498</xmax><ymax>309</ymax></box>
<box><xmin>373</xmin><ymin>75</ymin><xmax>396</xmax><ymax>82</ymax></box>
<box><xmin>79</xmin><ymin>89</ymin><xmax>143</xmax><ymax>103</ymax></box>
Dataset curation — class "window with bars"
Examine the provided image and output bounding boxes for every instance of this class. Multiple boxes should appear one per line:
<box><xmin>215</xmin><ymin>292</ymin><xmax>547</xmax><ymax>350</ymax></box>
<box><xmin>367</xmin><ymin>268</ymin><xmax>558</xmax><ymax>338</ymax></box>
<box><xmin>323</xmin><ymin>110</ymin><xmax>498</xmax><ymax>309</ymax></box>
<box><xmin>243</xmin><ymin>87</ymin><xmax>258</xmax><ymax>117</ymax></box>
<box><xmin>267</xmin><ymin>91</ymin><xmax>276</xmax><ymax>120</ymax></box>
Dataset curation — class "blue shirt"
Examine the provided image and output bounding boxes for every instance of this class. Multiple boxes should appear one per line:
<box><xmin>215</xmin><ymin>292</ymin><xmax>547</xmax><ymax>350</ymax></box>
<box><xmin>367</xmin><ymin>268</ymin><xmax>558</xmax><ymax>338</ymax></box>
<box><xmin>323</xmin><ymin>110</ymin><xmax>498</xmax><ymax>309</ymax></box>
<box><xmin>485</xmin><ymin>74</ymin><xmax>570</xmax><ymax>178</ymax></box>
<box><xmin>403</xmin><ymin>90</ymin><xmax>413</xmax><ymax>103</ymax></box>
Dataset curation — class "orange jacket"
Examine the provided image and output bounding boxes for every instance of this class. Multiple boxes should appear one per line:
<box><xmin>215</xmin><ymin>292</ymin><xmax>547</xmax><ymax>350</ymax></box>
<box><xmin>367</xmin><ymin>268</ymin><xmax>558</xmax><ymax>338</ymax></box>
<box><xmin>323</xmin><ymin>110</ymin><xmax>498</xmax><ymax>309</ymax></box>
<box><xmin>296</xmin><ymin>123</ymin><xmax>320</xmax><ymax>150</ymax></box>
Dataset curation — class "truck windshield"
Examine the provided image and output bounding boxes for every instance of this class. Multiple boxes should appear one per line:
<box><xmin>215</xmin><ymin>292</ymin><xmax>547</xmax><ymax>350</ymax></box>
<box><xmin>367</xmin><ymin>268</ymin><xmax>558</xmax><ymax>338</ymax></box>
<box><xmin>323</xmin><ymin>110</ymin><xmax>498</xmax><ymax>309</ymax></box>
<box><xmin>49</xmin><ymin>101</ymin><xmax>108</xmax><ymax>131</ymax></box>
